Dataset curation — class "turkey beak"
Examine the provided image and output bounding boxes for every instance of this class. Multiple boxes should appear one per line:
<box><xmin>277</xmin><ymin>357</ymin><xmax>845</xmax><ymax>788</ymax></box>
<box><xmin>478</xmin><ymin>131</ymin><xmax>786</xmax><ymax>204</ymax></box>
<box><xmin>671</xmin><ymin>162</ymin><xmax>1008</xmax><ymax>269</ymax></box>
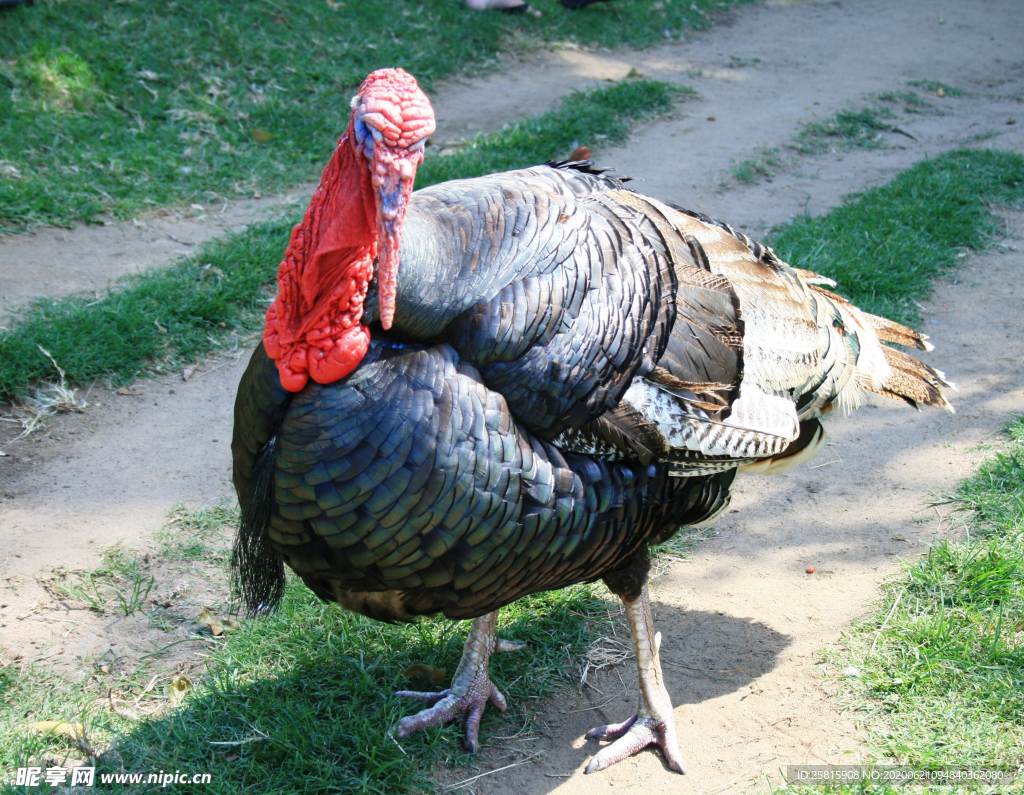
<box><xmin>371</xmin><ymin>139</ymin><xmax>424</xmax><ymax>330</ymax></box>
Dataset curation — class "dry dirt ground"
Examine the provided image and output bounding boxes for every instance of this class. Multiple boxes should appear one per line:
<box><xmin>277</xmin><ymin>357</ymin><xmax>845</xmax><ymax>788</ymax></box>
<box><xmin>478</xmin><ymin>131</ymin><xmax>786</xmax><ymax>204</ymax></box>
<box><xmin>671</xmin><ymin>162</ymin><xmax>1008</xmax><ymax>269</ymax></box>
<box><xmin>1</xmin><ymin>0</ymin><xmax>1023</xmax><ymax>792</ymax></box>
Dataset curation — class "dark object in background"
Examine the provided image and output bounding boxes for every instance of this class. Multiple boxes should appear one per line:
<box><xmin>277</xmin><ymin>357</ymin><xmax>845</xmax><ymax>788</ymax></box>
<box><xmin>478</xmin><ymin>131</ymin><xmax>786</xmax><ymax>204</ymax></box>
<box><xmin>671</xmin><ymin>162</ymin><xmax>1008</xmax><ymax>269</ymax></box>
<box><xmin>561</xmin><ymin>0</ymin><xmax>617</xmax><ymax>8</ymax></box>
<box><xmin>0</xmin><ymin>0</ymin><xmax>34</xmax><ymax>8</ymax></box>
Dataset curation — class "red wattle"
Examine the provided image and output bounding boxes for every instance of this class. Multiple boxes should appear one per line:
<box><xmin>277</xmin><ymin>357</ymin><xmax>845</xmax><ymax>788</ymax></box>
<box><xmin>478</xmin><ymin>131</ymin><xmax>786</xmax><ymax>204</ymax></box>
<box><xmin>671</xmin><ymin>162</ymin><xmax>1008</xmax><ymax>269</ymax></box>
<box><xmin>263</xmin><ymin>132</ymin><xmax>377</xmax><ymax>391</ymax></box>
<box><xmin>263</xmin><ymin>68</ymin><xmax>434</xmax><ymax>389</ymax></box>
<box><xmin>307</xmin><ymin>324</ymin><xmax>371</xmax><ymax>384</ymax></box>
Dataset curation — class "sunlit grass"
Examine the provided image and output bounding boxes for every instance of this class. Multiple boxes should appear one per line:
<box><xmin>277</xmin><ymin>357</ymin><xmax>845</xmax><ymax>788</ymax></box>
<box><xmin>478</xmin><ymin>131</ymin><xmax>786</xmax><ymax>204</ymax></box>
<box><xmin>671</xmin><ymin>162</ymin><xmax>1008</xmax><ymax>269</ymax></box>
<box><xmin>0</xmin><ymin>507</ymin><xmax>612</xmax><ymax>795</ymax></box>
<box><xmin>767</xmin><ymin>149</ymin><xmax>1024</xmax><ymax>325</ymax></box>
<box><xmin>0</xmin><ymin>0</ymin><xmax>746</xmax><ymax>229</ymax></box>
<box><xmin>782</xmin><ymin>417</ymin><xmax>1024</xmax><ymax>794</ymax></box>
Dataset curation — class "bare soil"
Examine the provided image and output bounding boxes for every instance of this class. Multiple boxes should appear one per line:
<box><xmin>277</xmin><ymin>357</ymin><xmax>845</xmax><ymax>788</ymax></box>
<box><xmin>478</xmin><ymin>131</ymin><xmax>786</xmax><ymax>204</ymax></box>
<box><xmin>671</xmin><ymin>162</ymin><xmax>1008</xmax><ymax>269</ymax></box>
<box><xmin>1</xmin><ymin>0</ymin><xmax>1023</xmax><ymax>792</ymax></box>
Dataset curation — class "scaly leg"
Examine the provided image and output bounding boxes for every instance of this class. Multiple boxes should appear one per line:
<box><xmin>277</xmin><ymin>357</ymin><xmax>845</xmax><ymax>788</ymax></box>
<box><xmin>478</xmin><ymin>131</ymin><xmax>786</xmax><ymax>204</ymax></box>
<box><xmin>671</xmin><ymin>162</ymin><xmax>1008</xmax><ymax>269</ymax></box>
<box><xmin>585</xmin><ymin>584</ymin><xmax>685</xmax><ymax>774</ymax></box>
<box><xmin>393</xmin><ymin>611</ymin><xmax>525</xmax><ymax>753</ymax></box>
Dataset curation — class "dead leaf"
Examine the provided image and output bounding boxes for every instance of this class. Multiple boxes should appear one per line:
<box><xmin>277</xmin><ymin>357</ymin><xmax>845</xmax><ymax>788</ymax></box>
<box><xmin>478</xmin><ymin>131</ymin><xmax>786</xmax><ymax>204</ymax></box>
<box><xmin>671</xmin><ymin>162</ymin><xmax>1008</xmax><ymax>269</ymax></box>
<box><xmin>404</xmin><ymin>663</ymin><xmax>447</xmax><ymax>686</ymax></box>
<box><xmin>251</xmin><ymin>129</ymin><xmax>274</xmax><ymax>144</ymax></box>
<box><xmin>936</xmin><ymin>87</ymin><xmax>946</xmax><ymax>97</ymax></box>
<box><xmin>182</xmin><ymin>364</ymin><xmax>197</xmax><ymax>382</ymax></box>
<box><xmin>220</xmin><ymin>618</ymin><xmax>241</xmax><ymax>632</ymax></box>
<box><xmin>30</xmin><ymin>720</ymin><xmax>85</xmax><ymax>738</ymax></box>
<box><xmin>168</xmin><ymin>675</ymin><xmax>192</xmax><ymax>704</ymax></box>
<box><xmin>30</xmin><ymin>720</ymin><xmax>95</xmax><ymax>755</ymax></box>
<box><xmin>198</xmin><ymin>606</ymin><xmax>224</xmax><ymax>636</ymax></box>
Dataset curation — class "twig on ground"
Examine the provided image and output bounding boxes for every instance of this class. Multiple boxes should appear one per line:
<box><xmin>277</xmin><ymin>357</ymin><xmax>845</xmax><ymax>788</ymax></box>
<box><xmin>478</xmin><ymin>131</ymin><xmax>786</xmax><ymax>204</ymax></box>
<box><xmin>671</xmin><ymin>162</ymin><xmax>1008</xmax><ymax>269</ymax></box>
<box><xmin>109</xmin><ymin>691</ymin><xmax>141</xmax><ymax>722</ymax></box>
<box><xmin>559</xmin><ymin>686</ymin><xmax>629</xmax><ymax>714</ymax></box>
<box><xmin>208</xmin><ymin>728</ymin><xmax>270</xmax><ymax>746</ymax></box>
<box><xmin>870</xmin><ymin>588</ymin><xmax>905</xmax><ymax>652</ymax></box>
<box><xmin>663</xmin><ymin>660</ymin><xmax>748</xmax><ymax>674</ymax></box>
<box><xmin>444</xmin><ymin>752</ymin><xmax>542</xmax><ymax>791</ymax></box>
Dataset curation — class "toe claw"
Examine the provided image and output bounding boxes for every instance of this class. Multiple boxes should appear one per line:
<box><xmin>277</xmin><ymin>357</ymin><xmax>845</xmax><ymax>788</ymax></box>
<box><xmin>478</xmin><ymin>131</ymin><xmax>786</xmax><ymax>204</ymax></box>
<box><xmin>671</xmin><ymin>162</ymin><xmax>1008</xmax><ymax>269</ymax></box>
<box><xmin>585</xmin><ymin>713</ymin><xmax>637</xmax><ymax>741</ymax></box>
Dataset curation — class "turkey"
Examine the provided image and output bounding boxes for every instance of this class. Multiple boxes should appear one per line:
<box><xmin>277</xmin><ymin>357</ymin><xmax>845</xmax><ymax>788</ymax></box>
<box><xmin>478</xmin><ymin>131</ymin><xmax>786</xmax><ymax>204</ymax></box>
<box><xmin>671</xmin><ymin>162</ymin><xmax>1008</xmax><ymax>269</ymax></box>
<box><xmin>231</xmin><ymin>68</ymin><xmax>952</xmax><ymax>775</ymax></box>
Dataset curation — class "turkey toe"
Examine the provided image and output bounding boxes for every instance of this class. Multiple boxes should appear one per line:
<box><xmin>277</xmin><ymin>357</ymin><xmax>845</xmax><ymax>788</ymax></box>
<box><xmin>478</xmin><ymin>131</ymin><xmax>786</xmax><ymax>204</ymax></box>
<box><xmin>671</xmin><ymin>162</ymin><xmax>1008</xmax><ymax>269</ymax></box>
<box><xmin>585</xmin><ymin>713</ymin><xmax>638</xmax><ymax>741</ymax></box>
<box><xmin>585</xmin><ymin>717</ymin><xmax>685</xmax><ymax>774</ymax></box>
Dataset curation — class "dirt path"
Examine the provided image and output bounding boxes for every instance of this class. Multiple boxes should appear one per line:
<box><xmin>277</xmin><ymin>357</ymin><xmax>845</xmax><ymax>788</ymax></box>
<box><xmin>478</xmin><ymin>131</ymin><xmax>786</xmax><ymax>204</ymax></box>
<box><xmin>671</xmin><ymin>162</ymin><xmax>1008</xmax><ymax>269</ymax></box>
<box><xmin>1</xmin><ymin>0</ymin><xmax>1023</xmax><ymax>790</ymax></box>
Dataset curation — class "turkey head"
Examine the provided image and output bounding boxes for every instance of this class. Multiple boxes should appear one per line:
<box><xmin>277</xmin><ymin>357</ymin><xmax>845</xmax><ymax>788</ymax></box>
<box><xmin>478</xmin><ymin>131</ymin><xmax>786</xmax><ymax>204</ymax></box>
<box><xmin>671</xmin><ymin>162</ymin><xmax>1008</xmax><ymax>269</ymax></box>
<box><xmin>263</xmin><ymin>68</ymin><xmax>435</xmax><ymax>391</ymax></box>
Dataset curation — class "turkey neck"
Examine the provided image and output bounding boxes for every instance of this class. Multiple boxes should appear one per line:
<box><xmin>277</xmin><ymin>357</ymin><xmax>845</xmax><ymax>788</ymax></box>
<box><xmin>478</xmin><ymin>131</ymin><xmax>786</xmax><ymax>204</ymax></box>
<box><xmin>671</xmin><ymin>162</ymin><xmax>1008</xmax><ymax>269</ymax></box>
<box><xmin>363</xmin><ymin>201</ymin><xmax>504</xmax><ymax>340</ymax></box>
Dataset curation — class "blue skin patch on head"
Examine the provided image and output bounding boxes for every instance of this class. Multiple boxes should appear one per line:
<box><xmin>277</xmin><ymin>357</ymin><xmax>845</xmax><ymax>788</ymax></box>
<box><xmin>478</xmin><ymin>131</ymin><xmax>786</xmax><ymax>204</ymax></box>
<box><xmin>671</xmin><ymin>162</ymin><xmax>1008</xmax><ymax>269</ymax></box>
<box><xmin>353</xmin><ymin>115</ymin><xmax>403</xmax><ymax>220</ymax></box>
<box><xmin>353</xmin><ymin>114</ymin><xmax>425</xmax><ymax>234</ymax></box>
<box><xmin>378</xmin><ymin>193</ymin><xmax>403</xmax><ymax>227</ymax></box>
<box><xmin>353</xmin><ymin>116</ymin><xmax>380</xmax><ymax>158</ymax></box>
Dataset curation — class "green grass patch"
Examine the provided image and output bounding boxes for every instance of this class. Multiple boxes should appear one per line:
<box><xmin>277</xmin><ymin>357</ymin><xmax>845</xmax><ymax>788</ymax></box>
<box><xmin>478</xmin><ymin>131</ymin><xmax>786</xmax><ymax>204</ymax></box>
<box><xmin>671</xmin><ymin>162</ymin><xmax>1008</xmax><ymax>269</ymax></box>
<box><xmin>0</xmin><ymin>0</ymin><xmax>744</xmax><ymax>229</ymax></box>
<box><xmin>40</xmin><ymin>545</ymin><xmax>155</xmax><ymax>618</ymax></box>
<box><xmin>792</xmin><ymin>107</ymin><xmax>900</xmax><ymax>155</ymax></box>
<box><xmin>729</xmin><ymin>146</ymin><xmax>784</xmax><ymax>184</ymax></box>
<box><xmin>782</xmin><ymin>418</ymin><xmax>1024</xmax><ymax>793</ymax></box>
<box><xmin>767</xmin><ymin>149</ymin><xmax>1024</xmax><ymax>325</ymax></box>
<box><xmin>156</xmin><ymin>502</ymin><xmax>240</xmax><ymax>562</ymax></box>
<box><xmin>877</xmin><ymin>90</ymin><xmax>931</xmax><ymax>114</ymax></box>
<box><xmin>1</xmin><ymin>505</ymin><xmax>612</xmax><ymax>794</ymax></box>
<box><xmin>908</xmin><ymin>80</ymin><xmax>965</xmax><ymax>97</ymax></box>
<box><xmin>0</xmin><ymin>78</ymin><xmax>682</xmax><ymax>400</ymax></box>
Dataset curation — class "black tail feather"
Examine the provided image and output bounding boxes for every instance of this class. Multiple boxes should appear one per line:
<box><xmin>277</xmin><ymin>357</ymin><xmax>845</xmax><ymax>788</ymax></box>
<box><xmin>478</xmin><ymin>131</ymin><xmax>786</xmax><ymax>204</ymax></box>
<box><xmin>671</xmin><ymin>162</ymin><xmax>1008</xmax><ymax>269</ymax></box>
<box><xmin>232</xmin><ymin>438</ymin><xmax>285</xmax><ymax>616</ymax></box>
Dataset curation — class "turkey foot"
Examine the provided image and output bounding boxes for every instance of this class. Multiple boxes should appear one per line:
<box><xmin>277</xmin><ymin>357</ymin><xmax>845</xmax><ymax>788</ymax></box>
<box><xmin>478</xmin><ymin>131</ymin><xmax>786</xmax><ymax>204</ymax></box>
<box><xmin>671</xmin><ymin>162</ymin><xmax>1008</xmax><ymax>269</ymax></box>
<box><xmin>393</xmin><ymin>611</ymin><xmax>525</xmax><ymax>753</ymax></box>
<box><xmin>585</xmin><ymin>585</ymin><xmax>685</xmax><ymax>774</ymax></box>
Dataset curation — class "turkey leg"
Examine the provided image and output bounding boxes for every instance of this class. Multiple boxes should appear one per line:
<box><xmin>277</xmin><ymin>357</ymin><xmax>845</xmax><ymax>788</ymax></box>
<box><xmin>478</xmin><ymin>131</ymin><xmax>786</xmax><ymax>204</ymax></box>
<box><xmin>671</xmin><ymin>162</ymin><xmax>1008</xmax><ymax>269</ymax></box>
<box><xmin>393</xmin><ymin>610</ymin><xmax>526</xmax><ymax>753</ymax></box>
<box><xmin>585</xmin><ymin>584</ymin><xmax>686</xmax><ymax>774</ymax></box>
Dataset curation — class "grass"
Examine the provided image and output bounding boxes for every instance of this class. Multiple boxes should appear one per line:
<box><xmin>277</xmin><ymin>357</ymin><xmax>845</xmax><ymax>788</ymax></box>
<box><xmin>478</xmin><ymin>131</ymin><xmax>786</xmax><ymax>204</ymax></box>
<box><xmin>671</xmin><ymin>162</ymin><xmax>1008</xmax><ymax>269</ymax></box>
<box><xmin>877</xmin><ymin>90</ymin><xmax>931</xmax><ymax>114</ymax></box>
<box><xmin>730</xmin><ymin>146</ymin><xmax>783</xmax><ymax>184</ymax></box>
<box><xmin>793</xmin><ymin>81</ymin><xmax>969</xmax><ymax>156</ymax></box>
<box><xmin>419</xmin><ymin>78</ymin><xmax>683</xmax><ymax>185</ymax></box>
<box><xmin>731</xmin><ymin>81</ymin><xmax>965</xmax><ymax>186</ymax></box>
<box><xmin>0</xmin><ymin>508</ymin><xmax>614</xmax><ymax>795</ymax></box>
<box><xmin>767</xmin><ymin>148</ymin><xmax>1024</xmax><ymax>325</ymax></box>
<box><xmin>908</xmin><ymin>80</ymin><xmax>965</xmax><ymax>97</ymax></box>
<box><xmin>0</xmin><ymin>77</ymin><xmax>683</xmax><ymax>400</ymax></box>
<box><xmin>0</xmin><ymin>0</ymin><xmax>745</xmax><ymax>229</ymax></box>
<box><xmin>791</xmin><ymin>107</ymin><xmax>902</xmax><ymax>155</ymax></box>
<box><xmin>39</xmin><ymin>545</ymin><xmax>155</xmax><ymax>618</ymax></box>
<box><xmin>156</xmin><ymin>502</ymin><xmax>240</xmax><ymax>562</ymax></box>
<box><xmin>779</xmin><ymin>418</ymin><xmax>1024</xmax><ymax>794</ymax></box>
